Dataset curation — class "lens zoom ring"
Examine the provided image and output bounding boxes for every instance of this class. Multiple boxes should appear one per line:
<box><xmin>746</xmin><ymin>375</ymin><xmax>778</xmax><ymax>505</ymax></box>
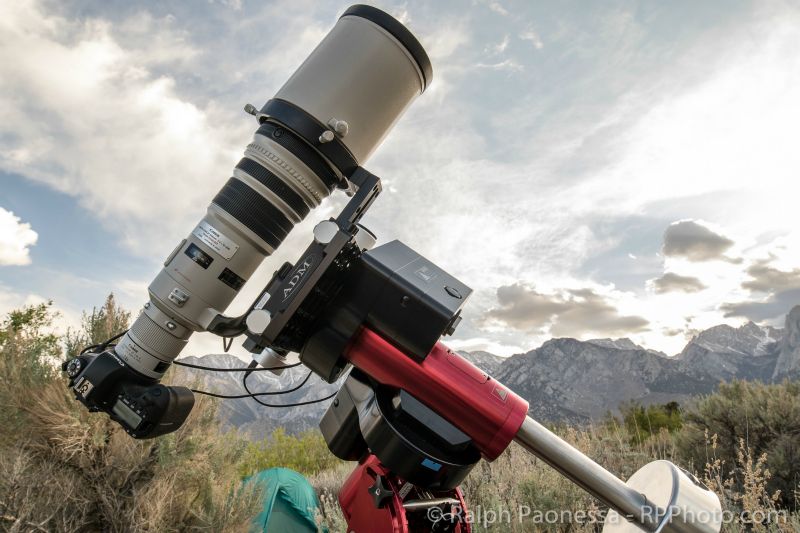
<box><xmin>235</xmin><ymin>157</ymin><xmax>310</xmax><ymax>218</ymax></box>
<box><xmin>212</xmin><ymin>178</ymin><xmax>293</xmax><ymax>249</ymax></box>
<box><xmin>128</xmin><ymin>313</ymin><xmax>187</xmax><ymax>360</ymax></box>
<box><xmin>256</xmin><ymin>122</ymin><xmax>339</xmax><ymax>192</ymax></box>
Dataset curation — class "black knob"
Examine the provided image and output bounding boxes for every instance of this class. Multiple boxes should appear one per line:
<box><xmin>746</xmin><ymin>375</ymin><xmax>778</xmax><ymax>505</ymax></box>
<box><xmin>369</xmin><ymin>475</ymin><xmax>394</xmax><ymax>508</ymax></box>
<box><xmin>65</xmin><ymin>358</ymin><xmax>83</xmax><ymax>378</ymax></box>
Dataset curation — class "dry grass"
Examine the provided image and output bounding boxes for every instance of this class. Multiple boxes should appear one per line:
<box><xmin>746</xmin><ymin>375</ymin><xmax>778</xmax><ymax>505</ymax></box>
<box><xmin>459</xmin><ymin>423</ymin><xmax>671</xmax><ymax>533</ymax></box>
<box><xmin>701</xmin><ymin>432</ymin><xmax>800</xmax><ymax>533</ymax></box>
<box><xmin>1</xmin><ymin>377</ymin><xmax>260</xmax><ymax>532</ymax></box>
<box><xmin>0</xmin><ymin>300</ymin><xmax>261</xmax><ymax>532</ymax></box>
<box><xmin>3</xmin><ymin>302</ymin><xmax>799</xmax><ymax>532</ymax></box>
<box><xmin>308</xmin><ymin>462</ymin><xmax>353</xmax><ymax>532</ymax></box>
<box><xmin>308</xmin><ymin>423</ymin><xmax>800</xmax><ymax>533</ymax></box>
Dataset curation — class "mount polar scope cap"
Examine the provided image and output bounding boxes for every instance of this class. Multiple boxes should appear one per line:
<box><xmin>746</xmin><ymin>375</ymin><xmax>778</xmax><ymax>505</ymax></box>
<box><xmin>114</xmin><ymin>4</ymin><xmax>432</xmax><ymax>379</ymax></box>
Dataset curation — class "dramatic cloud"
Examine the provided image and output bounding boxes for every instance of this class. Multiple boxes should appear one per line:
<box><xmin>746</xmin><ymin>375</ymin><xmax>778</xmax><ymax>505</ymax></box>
<box><xmin>484</xmin><ymin>283</ymin><xmax>649</xmax><ymax>338</ymax></box>
<box><xmin>662</xmin><ymin>327</ymin><xmax>686</xmax><ymax>337</ymax></box>
<box><xmin>0</xmin><ymin>207</ymin><xmax>38</xmax><ymax>266</ymax></box>
<box><xmin>2</xmin><ymin>0</ymin><xmax>799</xmax><ymax>357</ymax></box>
<box><xmin>741</xmin><ymin>260</ymin><xmax>800</xmax><ymax>293</ymax></box>
<box><xmin>721</xmin><ymin>288</ymin><xmax>800</xmax><ymax>322</ymax></box>
<box><xmin>721</xmin><ymin>258</ymin><xmax>800</xmax><ymax>322</ymax></box>
<box><xmin>0</xmin><ymin>1</ymin><xmax>328</xmax><ymax>256</ymax></box>
<box><xmin>662</xmin><ymin>220</ymin><xmax>734</xmax><ymax>262</ymax></box>
<box><xmin>650</xmin><ymin>272</ymin><xmax>706</xmax><ymax>294</ymax></box>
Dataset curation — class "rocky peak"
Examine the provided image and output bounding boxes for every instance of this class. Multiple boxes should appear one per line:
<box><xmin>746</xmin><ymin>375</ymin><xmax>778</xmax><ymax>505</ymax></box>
<box><xmin>773</xmin><ymin>306</ymin><xmax>800</xmax><ymax>379</ymax></box>
<box><xmin>171</xmin><ymin>309</ymin><xmax>800</xmax><ymax>437</ymax></box>
<box><xmin>683</xmin><ymin>321</ymin><xmax>782</xmax><ymax>358</ymax></box>
<box><xmin>585</xmin><ymin>338</ymin><xmax>641</xmax><ymax>351</ymax></box>
<box><xmin>586</xmin><ymin>338</ymin><xmax>668</xmax><ymax>357</ymax></box>
<box><xmin>458</xmin><ymin>350</ymin><xmax>505</xmax><ymax>375</ymax></box>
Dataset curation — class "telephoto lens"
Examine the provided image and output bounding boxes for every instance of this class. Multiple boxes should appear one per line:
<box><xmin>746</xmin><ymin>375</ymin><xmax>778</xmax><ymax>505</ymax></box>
<box><xmin>113</xmin><ymin>4</ymin><xmax>432</xmax><ymax>379</ymax></box>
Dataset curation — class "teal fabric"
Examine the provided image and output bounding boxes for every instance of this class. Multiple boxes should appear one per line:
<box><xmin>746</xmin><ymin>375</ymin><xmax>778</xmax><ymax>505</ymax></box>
<box><xmin>247</xmin><ymin>468</ymin><xmax>323</xmax><ymax>532</ymax></box>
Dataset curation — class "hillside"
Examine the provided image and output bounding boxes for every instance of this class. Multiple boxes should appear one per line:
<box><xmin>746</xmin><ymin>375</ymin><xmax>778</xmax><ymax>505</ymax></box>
<box><xmin>497</xmin><ymin>309</ymin><xmax>794</xmax><ymax>423</ymax></box>
<box><xmin>171</xmin><ymin>306</ymin><xmax>800</xmax><ymax>435</ymax></box>
<box><xmin>172</xmin><ymin>354</ymin><xmax>342</xmax><ymax>438</ymax></box>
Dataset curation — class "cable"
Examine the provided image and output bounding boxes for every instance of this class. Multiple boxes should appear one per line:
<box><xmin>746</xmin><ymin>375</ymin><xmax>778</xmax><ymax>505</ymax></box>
<box><xmin>83</xmin><ymin>329</ymin><xmax>334</xmax><ymax>406</ymax></box>
<box><xmin>190</xmin><ymin>388</ymin><xmax>337</xmax><ymax>407</ymax></box>
<box><xmin>242</xmin><ymin>368</ymin><xmax>315</xmax><ymax>407</ymax></box>
<box><xmin>173</xmin><ymin>360</ymin><xmax>302</xmax><ymax>372</ymax></box>
<box><xmin>190</xmin><ymin>369</ymin><xmax>339</xmax><ymax>408</ymax></box>
<box><xmin>246</xmin><ymin>391</ymin><xmax>337</xmax><ymax>408</ymax></box>
<box><xmin>190</xmin><ymin>370</ymin><xmax>312</xmax><ymax>400</ymax></box>
<box><xmin>80</xmin><ymin>329</ymin><xmax>128</xmax><ymax>355</ymax></box>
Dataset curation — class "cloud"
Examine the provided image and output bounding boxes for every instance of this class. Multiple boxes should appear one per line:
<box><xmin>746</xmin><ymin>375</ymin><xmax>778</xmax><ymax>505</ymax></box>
<box><xmin>0</xmin><ymin>283</ymin><xmax>81</xmax><ymax>335</ymax></box>
<box><xmin>650</xmin><ymin>272</ymin><xmax>706</xmax><ymax>294</ymax></box>
<box><xmin>484</xmin><ymin>283</ymin><xmax>649</xmax><ymax>338</ymax></box>
<box><xmin>2</xmin><ymin>0</ymin><xmax>798</xmax><ymax>360</ymax></box>
<box><xmin>519</xmin><ymin>29</ymin><xmax>543</xmax><ymax>49</ymax></box>
<box><xmin>485</xmin><ymin>284</ymin><xmax>571</xmax><ymax>330</ymax></box>
<box><xmin>474</xmin><ymin>59</ymin><xmax>524</xmax><ymax>72</ymax></box>
<box><xmin>0</xmin><ymin>286</ymin><xmax>47</xmax><ymax>320</ymax></box>
<box><xmin>0</xmin><ymin>207</ymin><xmax>38</xmax><ymax>266</ymax></box>
<box><xmin>662</xmin><ymin>220</ymin><xmax>734</xmax><ymax>262</ymax></box>
<box><xmin>720</xmin><ymin>257</ymin><xmax>800</xmax><ymax>322</ymax></box>
<box><xmin>741</xmin><ymin>260</ymin><xmax>800</xmax><ymax>293</ymax></box>
<box><xmin>0</xmin><ymin>1</ymin><xmax>330</xmax><ymax>257</ymax></box>
<box><xmin>485</xmin><ymin>35</ymin><xmax>510</xmax><ymax>55</ymax></box>
<box><xmin>473</xmin><ymin>0</ymin><xmax>509</xmax><ymax>16</ymax></box>
<box><xmin>721</xmin><ymin>288</ymin><xmax>800</xmax><ymax>322</ymax></box>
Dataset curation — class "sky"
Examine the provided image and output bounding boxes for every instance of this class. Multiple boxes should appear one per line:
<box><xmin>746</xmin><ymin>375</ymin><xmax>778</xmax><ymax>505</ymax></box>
<box><xmin>1</xmin><ymin>0</ymin><xmax>799</xmax><ymax>360</ymax></box>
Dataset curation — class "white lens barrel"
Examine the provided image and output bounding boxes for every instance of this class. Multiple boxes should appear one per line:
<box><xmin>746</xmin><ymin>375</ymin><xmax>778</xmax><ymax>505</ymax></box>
<box><xmin>114</xmin><ymin>4</ymin><xmax>431</xmax><ymax>378</ymax></box>
<box><xmin>272</xmin><ymin>5</ymin><xmax>431</xmax><ymax>164</ymax></box>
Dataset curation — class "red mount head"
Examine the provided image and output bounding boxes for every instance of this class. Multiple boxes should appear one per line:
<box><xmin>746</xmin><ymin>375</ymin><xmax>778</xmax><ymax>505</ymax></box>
<box><xmin>343</xmin><ymin>327</ymin><xmax>529</xmax><ymax>462</ymax></box>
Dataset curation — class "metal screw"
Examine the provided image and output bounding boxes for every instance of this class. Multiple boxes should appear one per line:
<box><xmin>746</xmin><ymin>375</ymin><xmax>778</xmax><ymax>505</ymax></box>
<box><xmin>166</xmin><ymin>322</ymin><xmax>176</xmax><ymax>330</ymax></box>
<box><xmin>328</xmin><ymin>118</ymin><xmax>349</xmax><ymax>136</ymax></box>
<box><xmin>318</xmin><ymin>130</ymin><xmax>335</xmax><ymax>143</ymax></box>
<box><xmin>243</xmin><ymin>103</ymin><xmax>258</xmax><ymax>116</ymax></box>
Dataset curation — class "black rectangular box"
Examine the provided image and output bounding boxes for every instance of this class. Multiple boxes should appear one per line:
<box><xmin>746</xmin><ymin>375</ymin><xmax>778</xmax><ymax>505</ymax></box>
<box><xmin>348</xmin><ymin>240</ymin><xmax>472</xmax><ymax>360</ymax></box>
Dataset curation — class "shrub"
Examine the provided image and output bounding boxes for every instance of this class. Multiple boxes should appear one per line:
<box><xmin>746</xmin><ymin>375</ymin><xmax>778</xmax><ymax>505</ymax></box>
<box><xmin>0</xmin><ymin>302</ymin><xmax>61</xmax><ymax>442</ymax></box>
<box><xmin>0</xmin><ymin>299</ymin><xmax>260</xmax><ymax>532</ymax></box>
<box><xmin>618</xmin><ymin>400</ymin><xmax>683</xmax><ymax>445</ymax></box>
<box><xmin>238</xmin><ymin>427</ymin><xmax>342</xmax><ymax>478</ymax></box>
<box><xmin>63</xmin><ymin>293</ymin><xmax>131</xmax><ymax>357</ymax></box>
<box><xmin>677</xmin><ymin>380</ymin><xmax>800</xmax><ymax>509</ymax></box>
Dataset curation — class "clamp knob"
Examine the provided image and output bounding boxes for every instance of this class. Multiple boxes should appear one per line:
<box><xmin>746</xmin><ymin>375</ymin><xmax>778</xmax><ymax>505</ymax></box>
<box><xmin>369</xmin><ymin>475</ymin><xmax>395</xmax><ymax>508</ymax></box>
<box><xmin>246</xmin><ymin>309</ymin><xmax>272</xmax><ymax>335</ymax></box>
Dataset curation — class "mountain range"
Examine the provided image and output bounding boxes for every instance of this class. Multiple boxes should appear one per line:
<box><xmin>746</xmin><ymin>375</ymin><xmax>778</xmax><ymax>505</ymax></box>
<box><xmin>171</xmin><ymin>305</ymin><xmax>800</xmax><ymax>437</ymax></box>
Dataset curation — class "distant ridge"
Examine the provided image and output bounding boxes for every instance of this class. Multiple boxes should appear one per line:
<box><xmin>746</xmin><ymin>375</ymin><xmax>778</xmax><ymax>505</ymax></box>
<box><xmin>172</xmin><ymin>306</ymin><xmax>800</xmax><ymax>436</ymax></box>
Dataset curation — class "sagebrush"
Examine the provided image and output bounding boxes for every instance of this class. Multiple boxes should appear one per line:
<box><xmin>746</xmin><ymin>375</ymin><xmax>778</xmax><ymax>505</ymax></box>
<box><xmin>0</xmin><ymin>298</ymin><xmax>259</xmax><ymax>532</ymax></box>
<box><xmin>2</xmin><ymin>298</ymin><xmax>799</xmax><ymax>533</ymax></box>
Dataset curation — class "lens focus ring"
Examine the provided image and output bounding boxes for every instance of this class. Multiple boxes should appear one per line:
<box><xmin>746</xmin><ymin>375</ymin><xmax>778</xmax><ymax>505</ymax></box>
<box><xmin>127</xmin><ymin>313</ymin><xmax>188</xmax><ymax>360</ymax></box>
<box><xmin>212</xmin><ymin>178</ymin><xmax>294</xmax><ymax>250</ymax></box>
<box><xmin>234</xmin><ymin>157</ymin><xmax>310</xmax><ymax>219</ymax></box>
